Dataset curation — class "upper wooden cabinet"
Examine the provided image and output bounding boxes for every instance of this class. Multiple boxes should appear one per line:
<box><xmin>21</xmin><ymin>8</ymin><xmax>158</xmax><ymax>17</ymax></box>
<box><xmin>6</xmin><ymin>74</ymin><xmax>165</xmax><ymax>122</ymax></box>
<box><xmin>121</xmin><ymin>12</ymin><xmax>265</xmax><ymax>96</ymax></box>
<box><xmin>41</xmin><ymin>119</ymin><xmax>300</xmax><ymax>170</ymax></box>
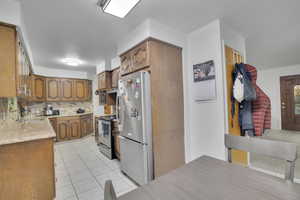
<box><xmin>46</xmin><ymin>78</ymin><xmax>61</xmax><ymax>102</ymax></box>
<box><xmin>85</xmin><ymin>80</ymin><xmax>92</xmax><ymax>101</ymax></box>
<box><xmin>131</xmin><ymin>41</ymin><xmax>150</xmax><ymax>72</ymax></box>
<box><xmin>120</xmin><ymin>41</ymin><xmax>150</xmax><ymax>76</ymax></box>
<box><xmin>31</xmin><ymin>75</ymin><xmax>46</xmax><ymax>102</ymax></box>
<box><xmin>45</xmin><ymin>78</ymin><xmax>91</xmax><ymax>102</ymax></box>
<box><xmin>111</xmin><ymin>68</ymin><xmax>120</xmax><ymax>88</ymax></box>
<box><xmin>61</xmin><ymin>79</ymin><xmax>74</xmax><ymax>101</ymax></box>
<box><xmin>98</xmin><ymin>71</ymin><xmax>112</xmax><ymax>91</ymax></box>
<box><xmin>0</xmin><ymin>23</ymin><xmax>32</xmax><ymax>98</ymax></box>
<box><xmin>74</xmin><ymin>80</ymin><xmax>86</xmax><ymax>101</ymax></box>
<box><xmin>120</xmin><ymin>52</ymin><xmax>132</xmax><ymax>76</ymax></box>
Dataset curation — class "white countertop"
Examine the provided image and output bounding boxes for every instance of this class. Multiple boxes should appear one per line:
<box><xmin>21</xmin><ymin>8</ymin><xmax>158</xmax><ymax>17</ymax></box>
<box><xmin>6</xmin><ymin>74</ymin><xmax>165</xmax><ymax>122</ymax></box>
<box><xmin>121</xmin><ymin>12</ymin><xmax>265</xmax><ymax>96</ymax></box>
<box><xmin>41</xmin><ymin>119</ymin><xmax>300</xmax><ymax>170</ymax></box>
<box><xmin>0</xmin><ymin>119</ymin><xmax>56</xmax><ymax>146</ymax></box>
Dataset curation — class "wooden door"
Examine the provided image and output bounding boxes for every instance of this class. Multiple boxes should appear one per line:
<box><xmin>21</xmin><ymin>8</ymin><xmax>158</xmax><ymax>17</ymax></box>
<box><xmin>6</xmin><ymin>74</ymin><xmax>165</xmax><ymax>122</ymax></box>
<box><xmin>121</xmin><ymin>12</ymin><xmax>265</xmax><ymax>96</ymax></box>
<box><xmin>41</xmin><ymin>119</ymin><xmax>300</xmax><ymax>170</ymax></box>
<box><xmin>57</xmin><ymin>120</ymin><xmax>69</xmax><ymax>141</ymax></box>
<box><xmin>32</xmin><ymin>75</ymin><xmax>46</xmax><ymax>101</ymax></box>
<box><xmin>61</xmin><ymin>79</ymin><xmax>73</xmax><ymax>101</ymax></box>
<box><xmin>225</xmin><ymin>45</ymin><xmax>248</xmax><ymax>165</ymax></box>
<box><xmin>0</xmin><ymin>24</ymin><xmax>17</xmax><ymax>97</ymax></box>
<box><xmin>281</xmin><ymin>75</ymin><xmax>300</xmax><ymax>131</ymax></box>
<box><xmin>74</xmin><ymin>80</ymin><xmax>86</xmax><ymax>101</ymax></box>
<box><xmin>46</xmin><ymin>78</ymin><xmax>61</xmax><ymax>101</ymax></box>
<box><xmin>69</xmin><ymin>119</ymin><xmax>81</xmax><ymax>139</ymax></box>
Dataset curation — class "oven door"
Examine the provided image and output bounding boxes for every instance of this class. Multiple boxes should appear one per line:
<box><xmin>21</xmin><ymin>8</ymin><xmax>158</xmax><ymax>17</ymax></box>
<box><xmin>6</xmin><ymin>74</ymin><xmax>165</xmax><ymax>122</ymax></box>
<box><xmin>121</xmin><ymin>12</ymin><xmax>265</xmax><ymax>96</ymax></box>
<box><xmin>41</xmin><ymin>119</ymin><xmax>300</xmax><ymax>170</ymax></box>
<box><xmin>98</xmin><ymin>119</ymin><xmax>111</xmax><ymax>147</ymax></box>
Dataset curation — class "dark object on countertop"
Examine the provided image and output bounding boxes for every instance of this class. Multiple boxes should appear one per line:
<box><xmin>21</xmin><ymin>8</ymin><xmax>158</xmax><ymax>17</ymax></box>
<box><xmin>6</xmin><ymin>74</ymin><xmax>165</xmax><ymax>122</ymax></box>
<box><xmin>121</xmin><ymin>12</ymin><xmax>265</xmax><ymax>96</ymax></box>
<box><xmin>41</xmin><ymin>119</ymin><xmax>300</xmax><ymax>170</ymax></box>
<box><xmin>76</xmin><ymin>108</ymin><xmax>85</xmax><ymax>114</ymax></box>
<box><xmin>52</xmin><ymin>110</ymin><xmax>60</xmax><ymax>116</ymax></box>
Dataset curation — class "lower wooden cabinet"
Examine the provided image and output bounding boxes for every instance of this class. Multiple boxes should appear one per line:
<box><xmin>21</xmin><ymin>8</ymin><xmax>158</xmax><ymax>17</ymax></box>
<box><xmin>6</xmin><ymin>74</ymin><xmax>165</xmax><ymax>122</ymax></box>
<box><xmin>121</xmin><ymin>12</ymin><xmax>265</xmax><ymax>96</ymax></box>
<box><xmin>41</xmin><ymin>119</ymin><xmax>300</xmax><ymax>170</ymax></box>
<box><xmin>113</xmin><ymin>134</ymin><xmax>120</xmax><ymax>160</ymax></box>
<box><xmin>51</xmin><ymin>114</ymin><xmax>93</xmax><ymax>142</ymax></box>
<box><xmin>56</xmin><ymin>120</ymin><xmax>69</xmax><ymax>141</ymax></box>
<box><xmin>0</xmin><ymin>138</ymin><xmax>55</xmax><ymax>200</ymax></box>
<box><xmin>80</xmin><ymin>114</ymin><xmax>93</xmax><ymax>138</ymax></box>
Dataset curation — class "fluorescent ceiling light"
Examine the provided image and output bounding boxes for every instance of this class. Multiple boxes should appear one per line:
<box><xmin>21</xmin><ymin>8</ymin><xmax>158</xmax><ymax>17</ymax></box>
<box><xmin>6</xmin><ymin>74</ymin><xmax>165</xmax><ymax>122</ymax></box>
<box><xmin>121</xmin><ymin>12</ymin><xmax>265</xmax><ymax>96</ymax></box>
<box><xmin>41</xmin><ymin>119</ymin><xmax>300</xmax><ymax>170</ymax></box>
<box><xmin>99</xmin><ymin>0</ymin><xmax>141</xmax><ymax>18</ymax></box>
<box><xmin>62</xmin><ymin>58</ymin><xmax>83</xmax><ymax>66</ymax></box>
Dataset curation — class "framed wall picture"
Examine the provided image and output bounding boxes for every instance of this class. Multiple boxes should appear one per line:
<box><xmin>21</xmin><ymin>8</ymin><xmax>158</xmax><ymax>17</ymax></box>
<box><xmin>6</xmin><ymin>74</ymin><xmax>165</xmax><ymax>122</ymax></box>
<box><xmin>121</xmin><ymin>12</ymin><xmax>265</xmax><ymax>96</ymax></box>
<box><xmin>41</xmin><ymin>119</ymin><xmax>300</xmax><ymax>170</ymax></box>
<box><xmin>193</xmin><ymin>60</ymin><xmax>217</xmax><ymax>101</ymax></box>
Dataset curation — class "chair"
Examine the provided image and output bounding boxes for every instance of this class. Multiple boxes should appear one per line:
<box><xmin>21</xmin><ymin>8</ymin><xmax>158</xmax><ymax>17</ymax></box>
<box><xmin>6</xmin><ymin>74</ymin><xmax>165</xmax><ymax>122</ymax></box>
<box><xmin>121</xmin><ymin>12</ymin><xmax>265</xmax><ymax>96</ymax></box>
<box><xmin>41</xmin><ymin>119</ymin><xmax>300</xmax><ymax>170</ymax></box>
<box><xmin>224</xmin><ymin>134</ymin><xmax>298</xmax><ymax>182</ymax></box>
<box><xmin>104</xmin><ymin>180</ymin><xmax>117</xmax><ymax>200</ymax></box>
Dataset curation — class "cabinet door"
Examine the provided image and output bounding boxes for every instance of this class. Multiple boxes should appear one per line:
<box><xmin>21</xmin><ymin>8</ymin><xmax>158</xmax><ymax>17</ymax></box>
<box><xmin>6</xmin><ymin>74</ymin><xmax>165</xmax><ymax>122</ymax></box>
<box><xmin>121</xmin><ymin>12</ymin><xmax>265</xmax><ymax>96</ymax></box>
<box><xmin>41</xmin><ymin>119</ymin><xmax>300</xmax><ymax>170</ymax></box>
<box><xmin>131</xmin><ymin>42</ymin><xmax>149</xmax><ymax>72</ymax></box>
<box><xmin>57</xmin><ymin>121</ymin><xmax>69</xmax><ymax>141</ymax></box>
<box><xmin>120</xmin><ymin>52</ymin><xmax>132</xmax><ymax>76</ymax></box>
<box><xmin>85</xmin><ymin>80</ymin><xmax>92</xmax><ymax>101</ymax></box>
<box><xmin>46</xmin><ymin>78</ymin><xmax>61</xmax><ymax>101</ymax></box>
<box><xmin>69</xmin><ymin>119</ymin><xmax>81</xmax><ymax>139</ymax></box>
<box><xmin>61</xmin><ymin>79</ymin><xmax>73</xmax><ymax>101</ymax></box>
<box><xmin>80</xmin><ymin>118</ymin><xmax>88</xmax><ymax>137</ymax></box>
<box><xmin>87</xmin><ymin>115</ymin><xmax>94</xmax><ymax>134</ymax></box>
<box><xmin>49</xmin><ymin>118</ymin><xmax>57</xmax><ymax>134</ymax></box>
<box><xmin>74</xmin><ymin>80</ymin><xmax>86</xmax><ymax>101</ymax></box>
<box><xmin>114</xmin><ymin>135</ymin><xmax>120</xmax><ymax>159</ymax></box>
<box><xmin>98</xmin><ymin>73</ymin><xmax>106</xmax><ymax>90</ymax></box>
<box><xmin>111</xmin><ymin>68</ymin><xmax>120</xmax><ymax>88</ymax></box>
<box><xmin>32</xmin><ymin>75</ymin><xmax>46</xmax><ymax>101</ymax></box>
<box><xmin>0</xmin><ymin>25</ymin><xmax>17</xmax><ymax>97</ymax></box>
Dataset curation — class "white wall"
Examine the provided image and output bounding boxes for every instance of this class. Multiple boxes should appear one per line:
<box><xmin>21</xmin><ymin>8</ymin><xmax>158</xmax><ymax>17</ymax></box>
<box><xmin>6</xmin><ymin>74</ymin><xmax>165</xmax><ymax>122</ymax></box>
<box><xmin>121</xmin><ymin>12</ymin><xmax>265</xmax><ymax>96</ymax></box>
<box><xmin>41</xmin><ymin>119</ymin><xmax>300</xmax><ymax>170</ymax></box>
<box><xmin>221</xmin><ymin>22</ymin><xmax>246</xmax><ymax>60</ymax></box>
<box><xmin>257</xmin><ymin>64</ymin><xmax>300</xmax><ymax>130</ymax></box>
<box><xmin>117</xmin><ymin>18</ymin><xmax>186</xmax><ymax>55</ymax></box>
<box><xmin>89</xmin><ymin>74</ymin><xmax>104</xmax><ymax>116</ymax></box>
<box><xmin>34</xmin><ymin>66</ymin><xmax>89</xmax><ymax>79</ymax></box>
<box><xmin>186</xmin><ymin>20</ymin><xmax>227</xmax><ymax>161</ymax></box>
<box><xmin>0</xmin><ymin>0</ymin><xmax>21</xmax><ymax>25</ymax></box>
<box><xmin>117</xmin><ymin>19</ymin><xmax>151</xmax><ymax>55</ymax></box>
<box><xmin>111</xmin><ymin>57</ymin><xmax>120</xmax><ymax>70</ymax></box>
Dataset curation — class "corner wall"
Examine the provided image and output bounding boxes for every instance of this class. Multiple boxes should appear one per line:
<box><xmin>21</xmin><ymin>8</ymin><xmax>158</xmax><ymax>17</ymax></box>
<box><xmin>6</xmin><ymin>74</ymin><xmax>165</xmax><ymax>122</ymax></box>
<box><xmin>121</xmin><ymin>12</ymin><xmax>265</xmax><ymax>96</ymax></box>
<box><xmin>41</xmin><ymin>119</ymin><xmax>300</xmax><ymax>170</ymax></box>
<box><xmin>257</xmin><ymin>64</ymin><xmax>300</xmax><ymax>130</ymax></box>
<box><xmin>186</xmin><ymin>20</ymin><xmax>226</xmax><ymax>161</ymax></box>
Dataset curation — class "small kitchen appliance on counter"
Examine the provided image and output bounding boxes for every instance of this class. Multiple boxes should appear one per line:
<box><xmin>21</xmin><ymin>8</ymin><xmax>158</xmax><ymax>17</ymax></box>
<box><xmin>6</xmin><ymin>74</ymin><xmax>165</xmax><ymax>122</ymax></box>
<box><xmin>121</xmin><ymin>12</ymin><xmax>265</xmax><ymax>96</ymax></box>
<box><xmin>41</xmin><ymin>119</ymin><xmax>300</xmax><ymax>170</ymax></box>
<box><xmin>43</xmin><ymin>104</ymin><xmax>60</xmax><ymax>116</ymax></box>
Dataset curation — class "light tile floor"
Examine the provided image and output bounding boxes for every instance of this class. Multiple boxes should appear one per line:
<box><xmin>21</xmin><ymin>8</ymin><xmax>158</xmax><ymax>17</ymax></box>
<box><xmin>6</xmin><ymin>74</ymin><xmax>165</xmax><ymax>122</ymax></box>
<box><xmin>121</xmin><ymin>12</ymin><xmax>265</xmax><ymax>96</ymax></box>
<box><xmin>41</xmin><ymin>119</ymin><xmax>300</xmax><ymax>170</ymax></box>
<box><xmin>54</xmin><ymin>136</ymin><xmax>138</xmax><ymax>200</ymax></box>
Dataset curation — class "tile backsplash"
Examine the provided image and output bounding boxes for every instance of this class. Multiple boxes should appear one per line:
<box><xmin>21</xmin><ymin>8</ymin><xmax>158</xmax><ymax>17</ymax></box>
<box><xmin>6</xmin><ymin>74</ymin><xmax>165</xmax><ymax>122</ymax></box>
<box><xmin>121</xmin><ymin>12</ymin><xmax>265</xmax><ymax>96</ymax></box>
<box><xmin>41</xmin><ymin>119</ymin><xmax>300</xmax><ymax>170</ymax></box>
<box><xmin>0</xmin><ymin>98</ymin><xmax>20</xmax><ymax>122</ymax></box>
<box><xmin>29</xmin><ymin>102</ymin><xmax>93</xmax><ymax>117</ymax></box>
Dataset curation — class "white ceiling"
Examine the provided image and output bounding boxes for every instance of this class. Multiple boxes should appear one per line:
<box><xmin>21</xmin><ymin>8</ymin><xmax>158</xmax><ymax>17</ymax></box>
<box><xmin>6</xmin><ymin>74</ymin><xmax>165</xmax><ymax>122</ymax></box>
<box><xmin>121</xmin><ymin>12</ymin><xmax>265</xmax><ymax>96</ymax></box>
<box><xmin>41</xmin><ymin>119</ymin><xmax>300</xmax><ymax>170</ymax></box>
<box><xmin>20</xmin><ymin>0</ymin><xmax>300</xmax><ymax>72</ymax></box>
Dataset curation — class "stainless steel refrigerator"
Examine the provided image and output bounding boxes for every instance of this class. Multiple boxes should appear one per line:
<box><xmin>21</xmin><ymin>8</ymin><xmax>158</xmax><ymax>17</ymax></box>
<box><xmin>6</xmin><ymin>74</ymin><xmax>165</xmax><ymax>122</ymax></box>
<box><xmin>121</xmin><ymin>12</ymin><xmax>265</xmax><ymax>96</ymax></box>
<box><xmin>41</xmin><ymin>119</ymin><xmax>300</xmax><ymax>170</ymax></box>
<box><xmin>118</xmin><ymin>71</ymin><xmax>153</xmax><ymax>185</ymax></box>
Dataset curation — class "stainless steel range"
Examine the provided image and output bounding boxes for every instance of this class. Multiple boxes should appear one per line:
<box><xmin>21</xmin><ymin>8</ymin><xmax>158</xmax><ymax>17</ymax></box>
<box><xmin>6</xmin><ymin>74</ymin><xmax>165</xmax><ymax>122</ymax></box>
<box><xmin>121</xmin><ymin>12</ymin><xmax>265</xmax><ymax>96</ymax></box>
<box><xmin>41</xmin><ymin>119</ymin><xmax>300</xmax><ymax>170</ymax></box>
<box><xmin>98</xmin><ymin>116</ymin><xmax>115</xmax><ymax>159</ymax></box>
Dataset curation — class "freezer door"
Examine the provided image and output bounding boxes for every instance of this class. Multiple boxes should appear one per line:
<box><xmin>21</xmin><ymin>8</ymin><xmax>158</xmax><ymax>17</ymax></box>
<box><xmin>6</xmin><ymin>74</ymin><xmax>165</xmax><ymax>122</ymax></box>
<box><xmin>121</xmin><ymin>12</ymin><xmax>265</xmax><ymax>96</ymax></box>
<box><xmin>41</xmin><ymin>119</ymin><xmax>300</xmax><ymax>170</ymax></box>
<box><xmin>119</xmin><ymin>71</ymin><xmax>151</xmax><ymax>144</ymax></box>
<box><xmin>120</xmin><ymin>136</ymin><xmax>153</xmax><ymax>185</ymax></box>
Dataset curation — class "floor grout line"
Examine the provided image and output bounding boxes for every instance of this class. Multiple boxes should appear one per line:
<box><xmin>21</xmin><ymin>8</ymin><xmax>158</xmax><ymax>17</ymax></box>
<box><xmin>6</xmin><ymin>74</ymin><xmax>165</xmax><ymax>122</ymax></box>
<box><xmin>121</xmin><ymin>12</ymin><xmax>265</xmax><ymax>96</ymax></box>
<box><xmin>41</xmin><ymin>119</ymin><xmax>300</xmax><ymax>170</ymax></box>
<box><xmin>55</xmin><ymin>136</ymin><xmax>135</xmax><ymax>200</ymax></box>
